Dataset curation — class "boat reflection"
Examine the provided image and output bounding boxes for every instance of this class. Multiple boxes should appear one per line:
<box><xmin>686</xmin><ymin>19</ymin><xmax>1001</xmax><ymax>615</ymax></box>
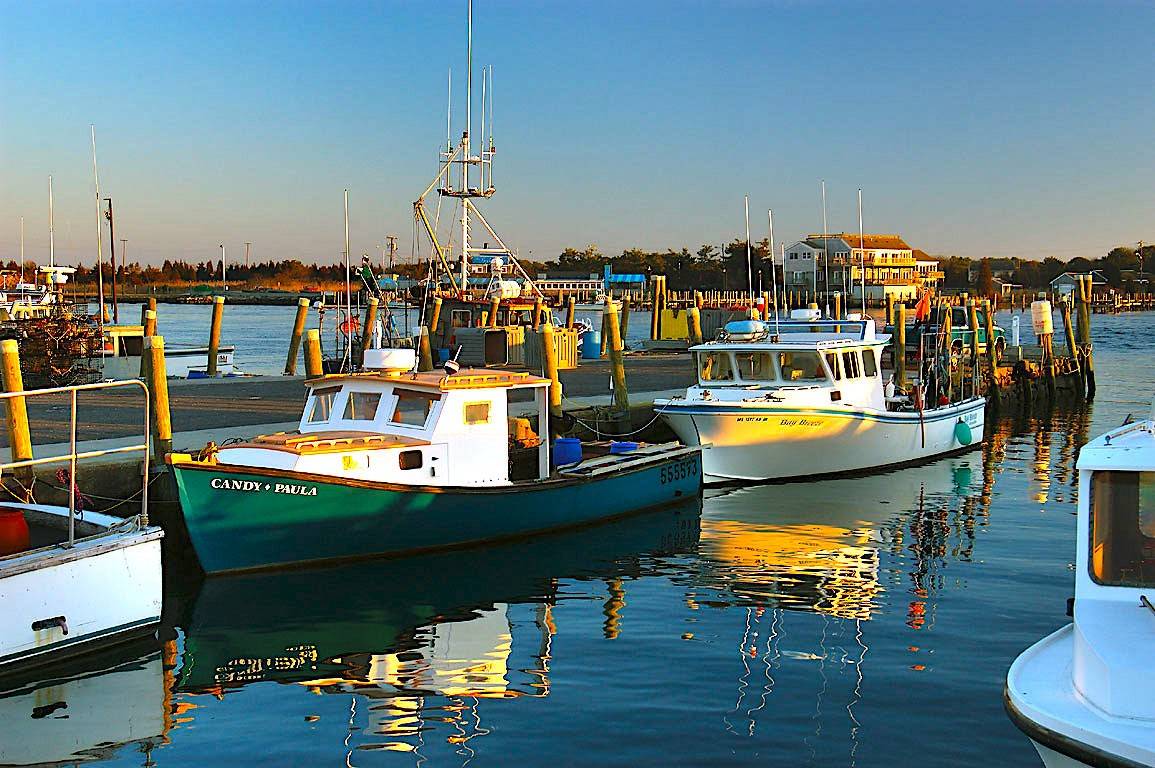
<box><xmin>0</xmin><ymin>641</ymin><xmax>171</xmax><ymax>767</ymax></box>
<box><xmin>168</xmin><ymin>501</ymin><xmax>700</xmax><ymax>752</ymax></box>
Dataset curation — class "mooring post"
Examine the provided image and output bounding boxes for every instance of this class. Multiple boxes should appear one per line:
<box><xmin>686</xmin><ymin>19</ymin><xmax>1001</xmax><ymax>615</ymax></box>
<box><xmin>605</xmin><ymin>298</ymin><xmax>630</xmax><ymax>416</ymax></box>
<box><xmin>428</xmin><ymin>297</ymin><xmax>443</xmax><ymax>347</ymax></box>
<box><xmin>0</xmin><ymin>339</ymin><xmax>32</xmax><ymax>488</ymax></box>
<box><xmin>1060</xmin><ymin>298</ymin><xmax>1079</xmax><ymax>366</ymax></box>
<box><xmin>533</xmin><ymin>296</ymin><xmax>544</xmax><ymax>330</ymax></box>
<box><xmin>982</xmin><ymin>299</ymin><xmax>999</xmax><ymax>404</ymax></box>
<box><xmin>206</xmin><ymin>295</ymin><xmax>225</xmax><ymax>377</ymax></box>
<box><xmin>564</xmin><ymin>296</ymin><xmax>576</xmax><ymax>329</ymax></box>
<box><xmin>1079</xmin><ymin>275</ymin><xmax>1096</xmax><ymax>398</ymax></box>
<box><xmin>620</xmin><ymin>295</ymin><xmax>632</xmax><ymax>341</ymax></box>
<box><xmin>540</xmin><ymin>322</ymin><xmax>563</xmax><ymax>438</ymax></box>
<box><xmin>284</xmin><ymin>297</ymin><xmax>311</xmax><ymax>376</ymax></box>
<box><xmin>967</xmin><ymin>300</ymin><xmax>980</xmax><ymax>369</ymax></box>
<box><xmin>886</xmin><ymin>294</ymin><xmax>894</xmax><ymax>327</ymax></box>
<box><xmin>143</xmin><ymin>335</ymin><xmax>173</xmax><ymax>460</ymax></box>
<box><xmin>416</xmin><ymin>326</ymin><xmax>432</xmax><ymax>372</ymax></box>
<box><xmin>649</xmin><ymin>277</ymin><xmax>661</xmax><ymax>341</ymax></box>
<box><xmin>833</xmin><ymin>291</ymin><xmax>842</xmax><ymax>321</ymax></box>
<box><xmin>304</xmin><ymin>328</ymin><xmax>324</xmax><ymax>377</ymax></box>
<box><xmin>894</xmin><ymin>303</ymin><xmax>907</xmax><ymax>387</ymax></box>
<box><xmin>142</xmin><ymin>309</ymin><xmax>157</xmax><ymax>339</ymax></box>
<box><xmin>357</xmin><ymin>296</ymin><xmax>379</xmax><ymax>369</ymax></box>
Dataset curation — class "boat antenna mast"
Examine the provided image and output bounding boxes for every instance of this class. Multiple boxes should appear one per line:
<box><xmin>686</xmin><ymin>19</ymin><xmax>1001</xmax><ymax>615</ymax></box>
<box><xmin>858</xmin><ymin>188</ymin><xmax>866</xmax><ymax>316</ymax></box>
<box><xmin>768</xmin><ymin>209</ymin><xmax>780</xmax><ymax>338</ymax></box>
<box><xmin>744</xmin><ymin>196</ymin><xmax>754</xmax><ymax>305</ymax></box>
<box><xmin>821</xmin><ymin>179</ymin><xmax>830</xmax><ymax>319</ymax></box>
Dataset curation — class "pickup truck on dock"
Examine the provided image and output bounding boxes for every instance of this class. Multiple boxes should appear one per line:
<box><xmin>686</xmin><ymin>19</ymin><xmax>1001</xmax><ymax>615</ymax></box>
<box><xmin>887</xmin><ymin>305</ymin><xmax>1007</xmax><ymax>358</ymax></box>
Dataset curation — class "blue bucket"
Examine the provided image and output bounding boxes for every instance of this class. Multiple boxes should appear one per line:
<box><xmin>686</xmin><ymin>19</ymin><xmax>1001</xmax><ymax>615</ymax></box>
<box><xmin>609</xmin><ymin>441</ymin><xmax>638</xmax><ymax>454</ymax></box>
<box><xmin>580</xmin><ymin>330</ymin><xmax>602</xmax><ymax>359</ymax></box>
<box><xmin>552</xmin><ymin>437</ymin><xmax>582</xmax><ymax>467</ymax></box>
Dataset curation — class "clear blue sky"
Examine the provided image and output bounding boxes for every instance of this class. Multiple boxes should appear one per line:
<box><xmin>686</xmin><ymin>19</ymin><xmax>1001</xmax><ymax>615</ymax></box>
<box><xmin>1</xmin><ymin>0</ymin><xmax>1152</xmax><ymax>268</ymax></box>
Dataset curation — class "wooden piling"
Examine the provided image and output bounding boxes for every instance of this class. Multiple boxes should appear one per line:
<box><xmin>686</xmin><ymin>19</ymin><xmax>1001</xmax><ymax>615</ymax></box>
<box><xmin>142</xmin><ymin>309</ymin><xmax>157</xmax><ymax>338</ymax></box>
<box><xmin>207</xmin><ymin>295</ymin><xmax>225</xmax><ymax>377</ymax></box>
<box><xmin>428</xmin><ymin>297</ymin><xmax>443</xmax><ymax>347</ymax></box>
<box><xmin>304</xmin><ymin>328</ymin><xmax>324</xmax><ymax>377</ymax></box>
<box><xmin>688</xmin><ymin>306</ymin><xmax>704</xmax><ymax>347</ymax></box>
<box><xmin>284</xmin><ymin>297</ymin><xmax>311</xmax><ymax>376</ymax></box>
<box><xmin>1079</xmin><ymin>275</ymin><xmax>1095</xmax><ymax>398</ymax></box>
<box><xmin>1</xmin><ymin>339</ymin><xmax>32</xmax><ymax>487</ymax></box>
<box><xmin>142</xmin><ymin>335</ymin><xmax>172</xmax><ymax>460</ymax></box>
<box><xmin>605</xmin><ymin>299</ymin><xmax>630</xmax><ymax>414</ymax></box>
<box><xmin>886</xmin><ymin>294</ymin><xmax>895</xmax><ymax>327</ymax></box>
<box><xmin>416</xmin><ymin>327</ymin><xmax>432</xmax><ymax>373</ymax></box>
<box><xmin>540</xmin><ymin>323</ymin><xmax>563</xmax><ymax>438</ymax></box>
<box><xmin>359</xmin><ymin>296</ymin><xmax>379</xmax><ymax>367</ymax></box>
<box><xmin>833</xmin><ymin>292</ymin><xmax>842</xmax><ymax>321</ymax></box>
<box><xmin>533</xmin><ymin>296</ymin><xmax>544</xmax><ymax>330</ymax></box>
<box><xmin>981</xmin><ymin>299</ymin><xmax>999</xmax><ymax>404</ymax></box>
<box><xmin>1061</xmin><ymin>299</ymin><xmax>1079</xmax><ymax>363</ymax></box>
<box><xmin>967</xmin><ymin>300</ymin><xmax>980</xmax><ymax>368</ymax></box>
<box><xmin>620</xmin><ymin>296</ymin><xmax>632</xmax><ymax>341</ymax></box>
<box><xmin>894</xmin><ymin>304</ymin><xmax>907</xmax><ymax>386</ymax></box>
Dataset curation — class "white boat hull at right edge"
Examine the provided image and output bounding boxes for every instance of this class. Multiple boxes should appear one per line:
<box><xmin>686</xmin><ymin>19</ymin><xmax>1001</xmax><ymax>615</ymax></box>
<box><xmin>1006</xmin><ymin>624</ymin><xmax>1155</xmax><ymax>768</ymax></box>
<box><xmin>657</xmin><ymin>397</ymin><xmax>986</xmax><ymax>483</ymax></box>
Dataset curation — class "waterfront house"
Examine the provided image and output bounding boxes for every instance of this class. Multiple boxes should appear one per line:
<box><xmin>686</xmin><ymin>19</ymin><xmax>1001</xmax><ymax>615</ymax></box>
<box><xmin>781</xmin><ymin>234</ymin><xmax>941</xmax><ymax>301</ymax></box>
<box><xmin>1049</xmin><ymin>270</ymin><xmax>1107</xmax><ymax>296</ymax></box>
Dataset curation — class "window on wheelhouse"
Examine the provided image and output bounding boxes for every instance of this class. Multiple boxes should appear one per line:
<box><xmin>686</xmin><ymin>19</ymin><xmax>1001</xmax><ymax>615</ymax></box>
<box><xmin>307</xmin><ymin>386</ymin><xmax>341</xmax><ymax>423</ymax></box>
<box><xmin>698</xmin><ymin>352</ymin><xmax>734</xmax><ymax>382</ymax></box>
<box><xmin>824</xmin><ymin>352</ymin><xmax>842</xmax><ymax>381</ymax></box>
<box><xmin>343</xmin><ymin>391</ymin><xmax>382</xmax><ymax>421</ymax></box>
<box><xmin>862</xmin><ymin>348</ymin><xmax>878</xmax><ymax>377</ymax></box>
<box><xmin>776</xmin><ymin>351</ymin><xmax>826</xmax><ymax>383</ymax></box>
<box><xmin>1090</xmin><ymin>471</ymin><xmax>1155</xmax><ymax>587</ymax></box>
<box><xmin>734</xmin><ymin>352</ymin><xmax>777</xmax><ymax>383</ymax></box>
<box><xmin>842</xmin><ymin>350</ymin><xmax>860</xmax><ymax>378</ymax></box>
<box><xmin>390</xmin><ymin>389</ymin><xmax>441</xmax><ymax>428</ymax></box>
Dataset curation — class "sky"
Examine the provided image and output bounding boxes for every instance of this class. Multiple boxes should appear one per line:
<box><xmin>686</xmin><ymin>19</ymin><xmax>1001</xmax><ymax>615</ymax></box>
<box><xmin>1</xmin><ymin>0</ymin><xmax>1152</xmax><ymax>268</ymax></box>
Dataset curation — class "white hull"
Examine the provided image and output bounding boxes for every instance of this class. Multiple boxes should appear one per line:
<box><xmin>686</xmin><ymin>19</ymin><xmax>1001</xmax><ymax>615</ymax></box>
<box><xmin>100</xmin><ymin>346</ymin><xmax>239</xmax><ymax>380</ymax></box>
<box><xmin>0</xmin><ymin>506</ymin><xmax>163</xmax><ymax>669</ymax></box>
<box><xmin>1006</xmin><ymin>624</ymin><xmax>1155</xmax><ymax>768</ymax></box>
<box><xmin>659</xmin><ymin>398</ymin><xmax>985</xmax><ymax>482</ymax></box>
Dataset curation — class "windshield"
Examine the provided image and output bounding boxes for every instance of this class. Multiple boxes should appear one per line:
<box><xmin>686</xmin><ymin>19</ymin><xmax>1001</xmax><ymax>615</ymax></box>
<box><xmin>734</xmin><ymin>352</ymin><xmax>777</xmax><ymax>382</ymax></box>
<box><xmin>698</xmin><ymin>352</ymin><xmax>734</xmax><ymax>382</ymax></box>
<box><xmin>777</xmin><ymin>351</ymin><xmax>826</xmax><ymax>383</ymax></box>
<box><xmin>1090</xmin><ymin>470</ymin><xmax>1155</xmax><ymax>587</ymax></box>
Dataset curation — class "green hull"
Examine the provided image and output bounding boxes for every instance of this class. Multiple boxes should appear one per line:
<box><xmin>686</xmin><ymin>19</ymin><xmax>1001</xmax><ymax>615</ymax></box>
<box><xmin>171</xmin><ymin>448</ymin><xmax>701</xmax><ymax>574</ymax></box>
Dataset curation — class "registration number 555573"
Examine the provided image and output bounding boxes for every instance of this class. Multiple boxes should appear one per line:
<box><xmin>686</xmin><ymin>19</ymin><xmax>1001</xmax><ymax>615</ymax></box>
<box><xmin>660</xmin><ymin>456</ymin><xmax>699</xmax><ymax>485</ymax></box>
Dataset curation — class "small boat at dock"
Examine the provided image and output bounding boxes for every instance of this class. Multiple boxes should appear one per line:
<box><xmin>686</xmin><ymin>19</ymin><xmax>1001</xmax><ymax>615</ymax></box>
<box><xmin>655</xmin><ymin>312</ymin><xmax>986</xmax><ymax>483</ymax></box>
<box><xmin>1005</xmin><ymin>413</ymin><xmax>1155</xmax><ymax>768</ymax></box>
<box><xmin>169</xmin><ymin>350</ymin><xmax>701</xmax><ymax>574</ymax></box>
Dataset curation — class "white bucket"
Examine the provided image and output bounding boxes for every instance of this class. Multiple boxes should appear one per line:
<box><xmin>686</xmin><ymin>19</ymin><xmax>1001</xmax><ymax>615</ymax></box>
<box><xmin>1030</xmin><ymin>300</ymin><xmax>1053</xmax><ymax>336</ymax></box>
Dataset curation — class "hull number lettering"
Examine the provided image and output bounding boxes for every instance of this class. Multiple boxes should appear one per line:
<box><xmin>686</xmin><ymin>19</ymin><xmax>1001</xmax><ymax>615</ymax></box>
<box><xmin>660</xmin><ymin>457</ymin><xmax>699</xmax><ymax>484</ymax></box>
<box><xmin>210</xmin><ymin>477</ymin><xmax>318</xmax><ymax>496</ymax></box>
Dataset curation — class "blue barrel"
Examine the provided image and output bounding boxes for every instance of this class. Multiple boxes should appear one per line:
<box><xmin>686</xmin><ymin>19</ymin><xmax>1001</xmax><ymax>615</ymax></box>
<box><xmin>552</xmin><ymin>437</ymin><xmax>582</xmax><ymax>467</ymax></box>
<box><xmin>580</xmin><ymin>329</ymin><xmax>602</xmax><ymax>359</ymax></box>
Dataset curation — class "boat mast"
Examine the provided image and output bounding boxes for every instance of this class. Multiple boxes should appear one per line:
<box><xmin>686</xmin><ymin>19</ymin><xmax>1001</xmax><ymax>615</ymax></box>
<box><xmin>858</xmin><ymin>188</ymin><xmax>866</xmax><ymax>316</ymax></box>
<box><xmin>768</xmin><ymin>209</ymin><xmax>780</xmax><ymax>337</ymax></box>
<box><xmin>18</xmin><ymin>216</ymin><xmax>24</xmax><ymax>283</ymax></box>
<box><xmin>344</xmin><ymin>188</ymin><xmax>352</xmax><ymax>349</ymax></box>
<box><xmin>821</xmin><ymin>179</ymin><xmax>830</xmax><ymax>318</ymax></box>
<box><xmin>744</xmin><ymin>195</ymin><xmax>753</xmax><ymax>303</ymax></box>
<box><xmin>90</xmin><ymin>126</ymin><xmax>106</xmax><ymax>323</ymax></box>
<box><xmin>48</xmin><ymin>175</ymin><xmax>55</xmax><ymax>269</ymax></box>
<box><xmin>460</xmin><ymin>0</ymin><xmax>472</xmax><ymax>295</ymax></box>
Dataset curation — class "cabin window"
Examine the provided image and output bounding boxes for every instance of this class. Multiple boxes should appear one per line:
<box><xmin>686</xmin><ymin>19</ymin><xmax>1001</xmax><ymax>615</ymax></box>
<box><xmin>1090</xmin><ymin>471</ymin><xmax>1155</xmax><ymax>587</ymax></box>
<box><xmin>698</xmin><ymin>352</ymin><xmax>734</xmax><ymax>382</ymax></box>
<box><xmin>390</xmin><ymin>389</ymin><xmax>440</xmax><ymax>427</ymax></box>
<box><xmin>307</xmin><ymin>386</ymin><xmax>341</xmax><ymax>423</ymax></box>
<box><xmin>862</xmin><ymin>349</ymin><xmax>878</xmax><ymax>377</ymax></box>
<box><xmin>343</xmin><ymin>391</ymin><xmax>382</xmax><ymax>421</ymax></box>
<box><xmin>842</xmin><ymin>350</ymin><xmax>860</xmax><ymax>378</ymax></box>
<box><xmin>464</xmin><ymin>401</ymin><xmax>491</xmax><ymax>425</ymax></box>
<box><xmin>399</xmin><ymin>450</ymin><xmax>423</xmax><ymax>470</ymax></box>
<box><xmin>734</xmin><ymin>352</ymin><xmax>776</xmax><ymax>382</ymax></box>
<box><xmin>824</xmin><ymin>352</ymin><xmax>842</xmax><ymax>380</ymax></box>
<box><xmin>450</xmin><ymin>309</ymin><xmax>472</xmax><ymax>328</ymax></box>
<box><xmin>776</xmin><ymin>351</ymin><xmax>825</xmax><ymax>383</ymax></box>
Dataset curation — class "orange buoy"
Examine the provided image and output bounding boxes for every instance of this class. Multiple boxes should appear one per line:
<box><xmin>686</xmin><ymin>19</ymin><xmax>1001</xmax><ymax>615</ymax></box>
<box><xmin>0</xmin><ymin>507</ymin><xmax>30</xmax><ymax>555</ymax></box>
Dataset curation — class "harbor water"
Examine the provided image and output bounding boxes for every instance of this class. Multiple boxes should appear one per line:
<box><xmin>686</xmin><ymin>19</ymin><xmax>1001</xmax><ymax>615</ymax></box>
<box><xmin>4</xmin><ymin>308</ymin><xmax>1152</xmax><ymax>766</ymax></box>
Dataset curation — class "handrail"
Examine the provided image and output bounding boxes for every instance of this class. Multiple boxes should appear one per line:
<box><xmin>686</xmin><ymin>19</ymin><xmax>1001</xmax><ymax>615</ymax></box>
<box><xmin>0</xmin><ymin>379</ymin><xmax>150</xmax><ymax>547</ymax></box>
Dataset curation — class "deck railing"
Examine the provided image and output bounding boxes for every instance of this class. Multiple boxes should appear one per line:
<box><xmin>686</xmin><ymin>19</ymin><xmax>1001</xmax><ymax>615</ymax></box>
<box><xmin>0</xmin><ymin>379</ymin><xmax>150</xmax><ymax>547</ymax></box>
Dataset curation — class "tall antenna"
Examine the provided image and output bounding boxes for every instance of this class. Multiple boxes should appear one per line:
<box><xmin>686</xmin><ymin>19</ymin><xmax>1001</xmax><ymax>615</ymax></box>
<box><xmin>48</xmin><ymin>175</ymin><xmax>55</xmax><ymax>268</ymax></box>
<box><xmin>446</xmin><ymin>69</ymin><xmax>453</xmax><ymax>153</ymax></box>
<box><xmin>768</xmin><ymin>209</ymin><xmax>780</xmax><ymax>337</ymax></box>
<box><xmin>344</xmin><ymin>189</ymin><xmax>352</xmax><ymax>342</ymax></box>
<box><xmin>743</xmin><ymin>196</ymin><xmax>753</xmax><ymax>302</ymax></box>
<box><xmin>219</xmin><ymin>243</ymin><xmax>227</xmax><ymax>288</ymax></box>
<box><xmin>858</xmin><ymin>188</ymin><xmax>866</xmax><ymax>316</ymax></box>
<box><xmin>90</xmin><ymin>126</ymin><xmax>106</xmax><ymax>321</ymax></box>
<box><xmin>18</xmin><ymin>216</ymin><xmax>24</xmax><ymax>283</ymax></box>
<box><xmin>821</xmin><ymin>179</ymin><xmax>830</xmax><ymax>318</ymax></box>
<box><xmin>487</xmin><ymin>64</ymin><xmax>494</xmax><ymax>190</ymax></box>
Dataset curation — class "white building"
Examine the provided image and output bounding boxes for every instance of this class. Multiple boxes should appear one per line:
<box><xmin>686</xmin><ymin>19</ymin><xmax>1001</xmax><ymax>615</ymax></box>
<box><xmin>781</xmin><ymin>234</ymin><xmax>941</xmax><ymax>301</ymax></box>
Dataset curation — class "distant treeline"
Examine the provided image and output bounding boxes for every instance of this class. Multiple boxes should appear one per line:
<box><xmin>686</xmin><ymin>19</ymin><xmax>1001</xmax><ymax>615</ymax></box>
<box><xmin>16</xmin><ymin>241</ymin><xmax>1151</xmax><ymax>293</ymax></box>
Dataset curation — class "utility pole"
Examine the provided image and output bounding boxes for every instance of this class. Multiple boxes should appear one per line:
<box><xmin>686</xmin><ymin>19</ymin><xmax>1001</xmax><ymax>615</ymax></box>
<box><xmin>219</xmin><ymin>244</ymin><xmax>227</xmax><ymax>289</ymax></box>
<box><xmin>104</xmin><ymin>197</ymin><xmax>119</xmax><ymax>322</ymax></box>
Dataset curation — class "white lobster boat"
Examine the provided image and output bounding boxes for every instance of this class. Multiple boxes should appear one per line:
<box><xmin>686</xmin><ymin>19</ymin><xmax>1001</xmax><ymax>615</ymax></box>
<box><xmin>655</xmin><ymin>313</ymin><xmax>986</xmax><ymax>483</ymax></box>
<box><xmin>1006</xmin><ymin>414</ymin><xmax>1155</xmax><ymax>768</ymax></box>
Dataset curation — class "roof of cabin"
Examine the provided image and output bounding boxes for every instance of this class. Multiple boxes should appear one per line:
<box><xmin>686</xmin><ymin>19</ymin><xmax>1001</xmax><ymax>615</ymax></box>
<box><xmin>229</xmin><ymin>431</ymin><xmax>430</xmax><ymax>456</ymax></box>
<box><xmin>305</xmin><ymin>368</ymin><xmax>550</xmax><ymax>392</ymax></box>
<box><xmin>1076</xmin><ymin>421</ymin><xmax>1155</xmax><ymax>472</ymax></box>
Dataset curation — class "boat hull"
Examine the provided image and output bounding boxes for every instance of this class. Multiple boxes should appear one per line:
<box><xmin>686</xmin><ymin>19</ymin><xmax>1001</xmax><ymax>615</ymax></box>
<box><xmin>1006</xmin><ymin>624</ymin><xmax>1155</xmax><ymax>768</ymax></box>
<box><xmin>171</xmin><ymin>448</ymin><xmax>702</xmax><ymax>574</ymax></box>
<box><xmin>658</xmin><ymin>398</ymin><xmax>985</xmax><ymax>483</ymax></box>
<box><xmin>0</xmin><ymin>525</ymin><xmax>163</xmax><ymax>671</ymax></box>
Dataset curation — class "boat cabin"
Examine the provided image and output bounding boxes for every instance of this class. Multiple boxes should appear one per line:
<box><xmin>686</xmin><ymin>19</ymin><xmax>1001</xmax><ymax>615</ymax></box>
<box><xmin>216</xmin><ymin>368</ymin><xmax>553</xmax><ymax>486</ymax></box>
<box><xmin>1071</xmin><ymin>419</ymin><xmax>1155</xmax><ymax>720</ymax></box>
<box><xmin>690</xmin><ymin>319</ymin><xmax>889</xmax><ymax>409</ymax></box>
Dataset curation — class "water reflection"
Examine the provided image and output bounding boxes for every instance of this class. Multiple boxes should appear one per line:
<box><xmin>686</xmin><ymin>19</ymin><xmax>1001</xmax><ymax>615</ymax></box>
<box><xmin>169</xmin><ymin>501</ymin><xmax>701</xmax><ymax>757</ymax></box>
